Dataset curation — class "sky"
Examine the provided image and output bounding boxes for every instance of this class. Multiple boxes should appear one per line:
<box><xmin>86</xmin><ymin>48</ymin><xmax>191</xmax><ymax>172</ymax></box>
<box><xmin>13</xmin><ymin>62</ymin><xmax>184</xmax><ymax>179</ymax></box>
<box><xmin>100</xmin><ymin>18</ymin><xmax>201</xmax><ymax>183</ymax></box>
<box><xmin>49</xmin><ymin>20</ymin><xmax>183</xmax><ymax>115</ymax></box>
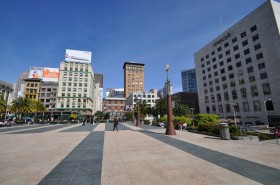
<box><xmin>0</xmin><ymin>0</ymin><xmax>273</xmax><ymax>94</ymax></box>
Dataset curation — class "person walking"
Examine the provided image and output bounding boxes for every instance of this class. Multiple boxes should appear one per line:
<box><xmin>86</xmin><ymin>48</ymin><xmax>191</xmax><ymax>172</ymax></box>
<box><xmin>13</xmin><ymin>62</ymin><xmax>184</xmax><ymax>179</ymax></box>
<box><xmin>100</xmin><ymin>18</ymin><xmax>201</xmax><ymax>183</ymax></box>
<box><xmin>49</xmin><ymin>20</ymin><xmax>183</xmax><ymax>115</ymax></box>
<box><xmin>113</xmin><ymin>117</ymin><xmax>119</xmax><ymax>131</ymax></box>
<box><xmin>82</xmin><ymin>118</ymin><xmax>86</xmax><ymax>126</ymax></box>
<box><xmin>91</xmin><ymin>118</ymin><xmax>95</xmax><ymax>126</ymax></box>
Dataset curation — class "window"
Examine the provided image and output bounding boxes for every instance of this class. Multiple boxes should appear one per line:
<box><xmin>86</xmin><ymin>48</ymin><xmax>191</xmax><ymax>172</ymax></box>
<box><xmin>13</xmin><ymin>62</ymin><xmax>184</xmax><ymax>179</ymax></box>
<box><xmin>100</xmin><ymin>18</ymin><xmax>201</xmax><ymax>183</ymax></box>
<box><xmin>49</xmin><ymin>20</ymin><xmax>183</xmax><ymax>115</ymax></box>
<box><xmin>226</xmin><ymin>104</ymin><xmax>231</xmax><ymax>113</ymax></box>
<box><xmin>243</xmin><ymin>102</ymin><xmax>250</xmax><ymax>112</ymax></box>
<box><xmin>256</xmin><ymin>53</ymin><xmax>263</xmax><ymax>60</ymax></box>
<box><xmin>223</xmin><ymin>83</ymin><xmax>227</xmax><ymax>89</ymax></box>
<box><xmin>205</xmin><ymin>96</ymin><xmax>209</xmax><ymax>103</ymax></box>
<box><xmin>235</xmin><ymin>53</ymin><xmax>240</xmax><ymax>59</ymax></box>
<box><xmin>206</xmin><ymin>54</ymin><xmax>209</xmax><ymax>59</ymax></box>
<box><xmin>258</xmin><ymin>63</ymin><xmax>265</xmax><ymax>70</ymax></box>
<box><xmin>236</xmin><ymin>62</ymin><xmax>242</xmax><ymax>68</ymax></box>
<box><xmin>213</xmin><ymin>64</ymin><xmax>217</xmax><ymax>69</ymax></box>
<box><xmin>215</xmin><ymin>79</ymin><xmax>219</xmax><ymax>83</ymax></box>
<box><xmin>207</xmin><ymin>61</ymin><xmax>210</xmax><ymax>65</ymax></box>
<box><xmin>249</xmin><ymin>76</ymin><xmax>255</xmax><ymax>82</ymax></box>
<box><xmin>202</xmin><ymin>70</ymin><xmax>205</xmax><ymax>74</ymax></box>
<box><xmin>224</xmin><ymin>42</ymin><xmax>229</xmax><ymax>48</ymax></box>
<box><xmin>260</xmin><ymin>72</ymin><xmax>268</xmax><ymax>79</ymax></box>
<box><xmin>250</xmin><ymin>25</ymin><xmax>257</xmax><ymax>32</ymax></box>
<box><xmin>229</xmin><ymin>73</ymin><xmax>234</xmax><ymax>79</ymax></box>
<box><xmin>241</xmin><ymin>31</ymin><xmax>247</xmax><ymax>38</ymax></box>
<box><xmin>242</xmin><ymin>40</ymin><xmax>248</xmax><ymax>46</ymax></box>
<box><xmin>211</xmin><ymin>95</ymin><xmax>215</xmax><ymax>102</ymax></box>
<box><xmin>212</xmin><ymin>58</ymin><xmax>216</xmax><ymax>62</ymax></box>
<box><xmin>214</xmin><ymin>71</ymin><xmax>218</xmax><ymax>76</ymax></box>
<box><xmin>244</xmin><ymin>49</ymin><xmax>250</xmax><ymax>55</ymax></box>
<box><xmin>218</xmin><ymin>54</ymin><xmax>223</xmax><ymax>59</ymax></box>
<box><xmin>228</xmin><ymin>65</ymin><xmax>233</xmax><ymax>71</ymax></box>
<box><xmin>217</xmin><ymin>94</ymin><xmax>221</xmax><ymax>102</ymax></box>
<box><xmin>251</xmin><ymin>86</ymin><xmax>258</xmax><ymax>97</ymax></box>
<box><xmin>211</xmin><ymin>50</ymin><xmax>215</xmax><ymax>55</ymax></box>
<box><xmin>252</xmin><ymin>34</ymin><xmax>259</xmax><ymax>41</ymax></box>
<box><xmin>208</xmin><ymin>74</ymin><xmax>212</xmax><ymax>78</ymax></box>
<box><xmin>247</xmin><ymin>66</ymin><xmax>254</xmax><ymax>73</ymax></box>
<box><xmin>203</xmin><ymin>76</ymin><xmax>206</xmax><ymax>80</ymax></box>
<box><xmin>253</xmin><ymin>101</ymin><xmax>261</xmax><ymax>111</ymax></box>
<box><xmin>232</xmin><ymin>90</ymin><xmax>237</xmax><ymax>99</ymax></box>
<box><xmin>207</xmin><ymin>67</ymin><xmax>211</xmax><ymax>72</ymax></box>
<box><xmin>254</xmin><ymin>43</ymin><xmax>261</xmax><ymax>50</ymax></box>
<box><xmin>239</xmin><ymin>78</ymin><xmax>244</xmax><ymax>85</ymax></box>
<box><xmin>221</xmin><ymin>68</ymin><xmax>225</xmax><ymax>74</ymax></box>
<box><xmin>240</xmin><ymin>88</ymin><xmax>247</xmax><ymax>98</ymax></box>
<box><xmin>216</xmin><ymin>86</ymin><xmax>220</xmax><ymax>91</ymax></box>
<box><xmin>224</xmin><ymin>92</ymin><xmax>229</xmax><ymax>101</ymax></box>
<box><xmin>218</xmin><ymin>105</ymin><xmax>223</xmax><ymax>113</ymax></box>
<box><xmin>233</xmin><ymin>45</ymin><xmax>239</xmax><ymax>51</ymax></box>
<box><xmin>246</xmin><ymin>57</ymin><xmax>252</xmax><ymax>64</ymax></box>
<box><xmin>227</xmin><ymin>57</ymin><xmax>231</xmax><ymax>63</ymax></box>
<box><xmin>212</xmin><ymin>105</ymin><xmax>216</xmax><ymax>113</ymax></box>
<box><xmin>262</xmin><ymin>83</ymin><xmax>271</xmax><ymax>95</ymax></box>
<box><xmin>219</xmin><ymin>61</ymin><xmax>224</xmax><ymax>66</ymax></box>
<box><xmin>217</xmin><ymin>47</ymin><xmax>222</xmax><ymax>52</ymax></box>
<box><xmin>222</xmin><ymin>76</ymin><xmax>226</xmax><ymax>81</ymax></box>
<box><xmin>230</xmin><ymin>81</ymin><xmax>235</xmax><ymax>87</ymax></box>
<box><xmin>225</xmin><ymin>50</ymin><xmax>230</xmax><ymax>55</ymax></box>
<box><xmin>232</xmin><ymin>37</ymin><xmax>237</xmax><ymax>43</ymax></box>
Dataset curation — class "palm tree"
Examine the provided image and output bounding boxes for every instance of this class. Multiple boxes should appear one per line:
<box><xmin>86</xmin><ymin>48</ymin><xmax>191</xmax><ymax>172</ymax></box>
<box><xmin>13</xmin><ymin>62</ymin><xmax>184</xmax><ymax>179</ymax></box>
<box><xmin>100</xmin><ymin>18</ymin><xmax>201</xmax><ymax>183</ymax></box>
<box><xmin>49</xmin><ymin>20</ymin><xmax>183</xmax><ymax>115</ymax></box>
<box><xmin>0</xmin><ymin>98</ymin><xmax>7</xmax><ymax>113</ymax></box>
<box><xmin>33</xmin><ymin>100</ymin><xmax>47</xmax><ymax>119</ymax></box>
<box><xmin>154</xmin><ymin>99</ymin><xmax>167</xmax><ymax>117</ymax></box>
<box><xmin>173</xmin><ymin>103</ymin><xmax>190</xmax><ymax>117</ymax></box>
<box><xmin>9</xmin><ymin>97</ymin><xmax>35</xmax><ymax>118</ymax></box>
<box><xmin>138</xmin><ymin>100</ymin><xmax>149</xmax><ymax>119</ymax></box>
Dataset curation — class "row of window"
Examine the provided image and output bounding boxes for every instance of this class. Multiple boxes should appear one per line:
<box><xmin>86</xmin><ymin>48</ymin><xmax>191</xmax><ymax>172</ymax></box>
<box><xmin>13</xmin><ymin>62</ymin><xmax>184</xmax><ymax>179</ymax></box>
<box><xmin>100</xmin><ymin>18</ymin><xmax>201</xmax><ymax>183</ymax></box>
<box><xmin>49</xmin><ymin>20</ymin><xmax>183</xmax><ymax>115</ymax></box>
<box><xmin>61</xmin><ymin>93</ymin><xmax>87</xmax><ymax>97</ymax></box>
<box><xmin>205</xmin><ymin>83</ymin><xmax>271</xmax><ymax>104</ymax></box>
<box><xmin>62</xmin><ymin>76</ymin><xmax>89</xmax><ymax>82</ymax></box>
<box><xmin>205</xmin><ymin>99</ymin><xmax>274</xmax><ymax>114</ymax></box>
<box><xmin>200</xmin><ymin>25</ymin><xmax>258</xmax><ymax>62</ymax></box>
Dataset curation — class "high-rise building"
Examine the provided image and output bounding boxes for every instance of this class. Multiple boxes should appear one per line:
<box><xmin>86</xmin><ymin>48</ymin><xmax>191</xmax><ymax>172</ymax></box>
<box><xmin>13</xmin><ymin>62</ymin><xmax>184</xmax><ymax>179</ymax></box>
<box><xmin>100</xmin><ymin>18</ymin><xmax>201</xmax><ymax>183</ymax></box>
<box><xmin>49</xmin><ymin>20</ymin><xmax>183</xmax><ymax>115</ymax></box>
<box><xmin>94</xmin><ymin>74</ymin><xmax>103</xmax><ymax>88</ymax></box>
<box><xmin>194</xmin><ymin>0</ymin><xmax>280</xmax><ymax>126</ymax></box>
<box><xmin>181</xmin><ymin>68</ymin><xmax>197</xmax><ymax>93</ymax></box>
<box><xmin>123</xmin><ymin>62</ymin><xmax>145</xmax><ymax>98</ymax></box>
<box><xmin>56</xmin><ymin>49</ymin><xmax>95</xmax><ymax>115</ymax></box>
<box><xmin>0</xmin><ymin>80</ymin><xmax>13</xmax><ymax>104</ymax></box>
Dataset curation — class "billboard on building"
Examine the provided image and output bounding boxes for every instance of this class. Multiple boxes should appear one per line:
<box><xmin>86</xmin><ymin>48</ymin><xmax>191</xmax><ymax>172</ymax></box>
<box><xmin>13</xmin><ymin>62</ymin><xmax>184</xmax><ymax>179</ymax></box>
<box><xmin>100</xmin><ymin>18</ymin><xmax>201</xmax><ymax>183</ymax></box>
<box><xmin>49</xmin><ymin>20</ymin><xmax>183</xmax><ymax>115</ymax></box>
<box><xmin>65</xmin><ymin>49</ymin><xmax>92</xmax><ymax>63</ymax></box>
<box><xmin>29</xmin><ymin>66</ymin><xmax>43</xmax><ymax>79</ymax></box>
<box><xmin>43</xmin><ymin>68</ymin><xmax>59</xmax><ymax>82</ymax></box>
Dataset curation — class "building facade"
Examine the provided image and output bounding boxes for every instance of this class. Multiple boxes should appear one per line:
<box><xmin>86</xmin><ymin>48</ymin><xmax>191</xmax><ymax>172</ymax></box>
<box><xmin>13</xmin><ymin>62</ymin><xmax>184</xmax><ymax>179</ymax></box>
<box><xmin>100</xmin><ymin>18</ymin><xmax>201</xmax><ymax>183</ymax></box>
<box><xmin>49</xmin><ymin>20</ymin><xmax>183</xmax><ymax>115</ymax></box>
<box><xmin>194</xmin><ymin>0</ymin><xmax>280</xmax><ymax>126</ymax></box>
<box><xmin>171</xmin><ymin>92</ymin><xmax>199</xmax><ymax>114</ymax></box>
<box><xmin>23</xmin><ymin>78</ymin><xmax>41</xmax><ymax>100</ymax></box>
<box><xmin>123</xmin><ymin>62</ymin><xmax>145</xmax><ymax>98</ymax></box>
<box><xmin>0</xmin><ymin>80</ymin><xmax>13</xmax><ymax>105</ymax></box>
<box><xmin>181</xmin><ymin>68</ymin><xmax>197</xmax><ymax>93</ymax></box>
<box><xmin>39</xmin><ymin>81</ymin><xmax>58</xmax><ymax>111</ymax></box>
<box><xmin>56</xmin><ymin>50</ymin><xmax>95</xmax><ymax>115</ymax></box>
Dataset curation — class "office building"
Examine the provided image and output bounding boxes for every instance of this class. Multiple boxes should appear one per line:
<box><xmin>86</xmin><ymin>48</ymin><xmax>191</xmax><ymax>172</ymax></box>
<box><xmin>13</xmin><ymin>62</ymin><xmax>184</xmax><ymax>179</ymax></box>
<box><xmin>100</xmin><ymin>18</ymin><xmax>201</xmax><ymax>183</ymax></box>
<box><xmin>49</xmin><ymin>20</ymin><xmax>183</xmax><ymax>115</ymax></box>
<box><xmin>123</xmin><ymin>62</ymin><xmax>145</xmax><ymax>98</ymax></box>
<box><xmin>194</xmin><ymin>0</ymin><xmax>280</xmax><ymax>126</ymax></box>
<box><xmin>181</xmin><ymin>68</ymin><xmax>197</xmax><ymax>93</ymax></box>
<box><xmin>56</xmin><ymin>49</ymin><xmax>95</xmax><ymax>115</ymax></box>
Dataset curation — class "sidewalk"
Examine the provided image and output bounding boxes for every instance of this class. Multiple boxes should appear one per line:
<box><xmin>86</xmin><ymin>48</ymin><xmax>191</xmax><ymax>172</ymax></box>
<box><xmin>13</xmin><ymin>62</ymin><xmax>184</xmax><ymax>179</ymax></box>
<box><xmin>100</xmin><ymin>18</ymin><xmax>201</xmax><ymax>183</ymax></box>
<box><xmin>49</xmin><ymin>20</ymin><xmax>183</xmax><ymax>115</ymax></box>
<box><xmin>0</xmin><ymin>122</ymin><xmax>279</xmax><ymax>185</ymax></box>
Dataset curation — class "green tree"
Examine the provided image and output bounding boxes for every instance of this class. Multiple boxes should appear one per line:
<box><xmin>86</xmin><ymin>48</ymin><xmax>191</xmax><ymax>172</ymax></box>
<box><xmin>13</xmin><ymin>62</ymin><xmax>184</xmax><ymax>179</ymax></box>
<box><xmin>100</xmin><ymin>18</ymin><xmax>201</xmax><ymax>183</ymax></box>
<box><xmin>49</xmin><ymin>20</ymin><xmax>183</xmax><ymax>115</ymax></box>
<box><xmin>194</xmin><ymin>114</ymin><xmax>220</xmax><ymax>131</ymax></box>
<box><xmin>33</xmin><ymin>100</ymin><xmax>46</xmax><ymax>119</ymax></box>
<box><xmin>138</xmin><ymin>100</ymin><xmax>149</xmax><ymax>119</ymax></box>
<box><xmin>172</xmin><ymin>103</ymin><xmax>190</xmax><ymax>116</ymax></box>
<box><xmin>94</xmin><ymin>111</ymin><xmax>104</xmax><ymax>119</ymax></box>
<box><xmin>9</xmin><ymin>97</ymin><xmax>35</xmax><ymax>118</ymax></box>
<box><xmin>0</xmin><ymin>98</ymin><xmax>7</xmax><ymax>113</ymax></box>
<box><xmin>154</xmin><ymin>99</ymin><xmax>167</xmax><ymax>117</ymax></box>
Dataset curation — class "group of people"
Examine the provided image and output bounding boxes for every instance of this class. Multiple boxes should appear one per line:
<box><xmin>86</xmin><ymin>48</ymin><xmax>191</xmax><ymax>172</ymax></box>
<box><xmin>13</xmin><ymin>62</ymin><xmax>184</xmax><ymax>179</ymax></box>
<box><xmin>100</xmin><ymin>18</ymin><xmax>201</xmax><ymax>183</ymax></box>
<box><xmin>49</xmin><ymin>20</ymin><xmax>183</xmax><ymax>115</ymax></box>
<box><xmin>82</xmin><ymin>118</ymin><xmax>95</xmax><ymax>126</ymax></box>
<box><xmin>178</xmin><ymin>123</ymin><xmax>188</xmax><ymax>130</ymax></box>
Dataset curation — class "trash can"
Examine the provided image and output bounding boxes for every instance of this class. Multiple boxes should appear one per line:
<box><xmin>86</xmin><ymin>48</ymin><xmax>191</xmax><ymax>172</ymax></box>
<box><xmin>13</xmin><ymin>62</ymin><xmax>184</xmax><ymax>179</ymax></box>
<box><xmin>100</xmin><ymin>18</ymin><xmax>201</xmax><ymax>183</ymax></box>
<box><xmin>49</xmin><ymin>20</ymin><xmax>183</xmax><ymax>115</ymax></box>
<box><xmin>219</xmin><ymin>123</ymin><xmax>230</xmax><ymax>140</ymax></box>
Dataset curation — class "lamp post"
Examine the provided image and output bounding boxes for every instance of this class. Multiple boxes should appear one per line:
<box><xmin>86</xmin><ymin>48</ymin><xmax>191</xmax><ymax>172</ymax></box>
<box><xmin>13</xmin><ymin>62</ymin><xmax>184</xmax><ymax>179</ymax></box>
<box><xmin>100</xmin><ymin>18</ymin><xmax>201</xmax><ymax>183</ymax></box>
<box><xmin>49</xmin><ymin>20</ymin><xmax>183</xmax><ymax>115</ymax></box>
<box><xmin>190</xmin><ymin>108</ymin><xmax>195</xmax><ymax>126</ymax></box>
<box><xmin>229</xmin><ymin>103</ymin><xmax>237</xmax><ymax>128</ymax></box>
<box><xmin>134</xmin><ymin>98</ymin><xmax>141</xmax><ymax>127</ymax></box>
<box><xmin>264</xmin><ymin>99</ymin><xmax>271</xmax><ymax>125</ymax></box>
<box><xmin>164</xmin><ymin>64</ymin><xmax>176</xmax><ymax>135</ymax></box>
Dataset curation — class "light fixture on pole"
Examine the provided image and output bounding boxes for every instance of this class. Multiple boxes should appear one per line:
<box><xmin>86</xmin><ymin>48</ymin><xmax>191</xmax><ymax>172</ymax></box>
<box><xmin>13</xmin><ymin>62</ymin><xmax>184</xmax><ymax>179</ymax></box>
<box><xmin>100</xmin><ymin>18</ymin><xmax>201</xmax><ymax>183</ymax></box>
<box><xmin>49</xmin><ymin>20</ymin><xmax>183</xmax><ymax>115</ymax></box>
<box><xmin>229</xmin><ymin>103</ymin><xmax>237</xmax><ymax>128</ymax></box>
<box><xmin>190</xmin><ymin>108</ymin><xmax>195</xmax><ymax>126</ymax></box>
<box><xmin>134</xmin><ymin>97</ymin><xmax>141</xmax><ymax>127</ymax></box>
<box><xmin>264</xmin><ymin>99</ymin><xmax>271</xmax><ymax>125</ymax></box>
<box><xmin>164</xmin><ymin>64</ymin><xmax>176</xmax><ymax>135</ymax></box>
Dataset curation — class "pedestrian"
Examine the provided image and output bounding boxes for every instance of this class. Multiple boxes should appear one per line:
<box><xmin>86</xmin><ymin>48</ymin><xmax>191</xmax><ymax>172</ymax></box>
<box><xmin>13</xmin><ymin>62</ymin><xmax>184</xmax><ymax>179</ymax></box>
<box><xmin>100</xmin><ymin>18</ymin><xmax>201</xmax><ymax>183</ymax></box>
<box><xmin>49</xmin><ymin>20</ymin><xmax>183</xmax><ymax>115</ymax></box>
<box><xmin>91</xmin><ymin>118</ymin><xmax>95</xmax><ymax>126</ymax></box>
<box><xmin>82</xmin><ymin>118</ymin><xmax>86</xmax><ymax>126</ymax></box>
<box><xmin>113</xmin><ymin>117</ymin><xmax>119</xmax><ymax>131</ymax></box>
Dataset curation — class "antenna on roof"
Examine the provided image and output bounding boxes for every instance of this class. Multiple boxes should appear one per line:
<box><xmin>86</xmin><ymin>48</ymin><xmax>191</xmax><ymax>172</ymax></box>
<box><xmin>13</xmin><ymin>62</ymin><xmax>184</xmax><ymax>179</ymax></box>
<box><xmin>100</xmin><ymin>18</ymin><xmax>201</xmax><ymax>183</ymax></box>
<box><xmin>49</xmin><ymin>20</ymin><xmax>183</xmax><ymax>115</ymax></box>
<box><xmin>219</xmin><ymin>14</ymin><xmax>224</xmax><ymax>32</ymax></box>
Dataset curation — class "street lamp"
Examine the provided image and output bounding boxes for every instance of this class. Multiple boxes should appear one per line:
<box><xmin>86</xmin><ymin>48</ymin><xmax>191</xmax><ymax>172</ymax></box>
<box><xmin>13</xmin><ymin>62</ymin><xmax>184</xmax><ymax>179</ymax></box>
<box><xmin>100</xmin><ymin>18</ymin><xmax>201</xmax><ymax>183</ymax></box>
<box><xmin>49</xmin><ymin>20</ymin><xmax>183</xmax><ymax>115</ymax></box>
<box><xmin>134</xmin><ymin>98</ymin><xmax>141</xmax><ymax>127</ymax></box>
<box><xmin>190</xmin><ymin>108</ymin><xmax>195</xmax><ymax>126</ymax></box>
<box><xmin>264</xmin><ymin>99</ymin><xmax>271</xmax><ymax>125</ymax></box>
<box><xmin>164</xmin><ymin>64</ymin><xmax>176</xmax><ymax>135</ymax></box>
<box><xmin>229</xmin><ymin>103</ymin><xmax>237</xmax><ymax>128</ymax></box>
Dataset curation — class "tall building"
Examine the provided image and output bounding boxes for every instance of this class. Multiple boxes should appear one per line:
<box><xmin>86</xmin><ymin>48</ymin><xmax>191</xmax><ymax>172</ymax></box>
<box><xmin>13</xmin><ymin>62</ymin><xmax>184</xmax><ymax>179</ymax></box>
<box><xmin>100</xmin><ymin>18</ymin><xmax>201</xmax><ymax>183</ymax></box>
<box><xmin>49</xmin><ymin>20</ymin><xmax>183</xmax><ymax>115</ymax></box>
<box><xmin>105</xmin><ymin>88</ymin><xmax>124</xmax><ymax>98</ymax></box>
<box><xmin>0</xmin><ymin>80</ymin><xmax>13</xmax><ymax>104</ymax></box>
<box><xmin>94</xmin><ymin>74</ymin><xmax>103</xmax><ymax>88</ymax></box>
<box><xmin>181</xmin><ymin>68</ymin><xmax>197</xmax><ymax>93</ymax></box>
<box><xmin>123</xmin><ymin>62</ymin><xmax>145</xmax><ymax>98</ymax></box>
<box><xmin>23</xmin><ymin>78</ymin><xmax>41</xmax><ymax>100</ymax></box>
<box><xmin>194</xmin><ymin>0</ymin><xmax>280</xmax><ymax>126</ymax></box>
<box><xmin>56</xmin><ymin>49</ymin><xmax>95</xmax><ymax>115</ymax></box>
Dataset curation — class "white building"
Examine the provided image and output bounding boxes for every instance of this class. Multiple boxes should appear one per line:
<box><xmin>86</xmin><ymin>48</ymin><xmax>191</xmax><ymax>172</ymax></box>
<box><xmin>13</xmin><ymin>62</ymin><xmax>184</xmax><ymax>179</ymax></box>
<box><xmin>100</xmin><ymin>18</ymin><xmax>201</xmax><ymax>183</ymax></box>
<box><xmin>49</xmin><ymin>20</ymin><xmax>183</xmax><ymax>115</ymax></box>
<box><xmin>194</xmin><ymin>0</ymin><xmax>280</xmax><ymax>126</ymax></box>
<box><xmin>56</xmin><ymin>49</ymin><xmax>95</xmax><ymax>115</ymax></box>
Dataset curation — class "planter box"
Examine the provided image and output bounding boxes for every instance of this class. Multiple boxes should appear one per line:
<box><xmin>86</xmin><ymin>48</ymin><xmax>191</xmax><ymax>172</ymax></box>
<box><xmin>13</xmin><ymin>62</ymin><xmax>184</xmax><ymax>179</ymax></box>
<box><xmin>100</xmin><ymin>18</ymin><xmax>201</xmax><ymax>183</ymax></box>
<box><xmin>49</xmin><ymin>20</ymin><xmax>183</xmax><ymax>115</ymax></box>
<box><xmin>233</xmin><ymin>135</ymin><xmax>259</xmax><ymax>141</ymax></box>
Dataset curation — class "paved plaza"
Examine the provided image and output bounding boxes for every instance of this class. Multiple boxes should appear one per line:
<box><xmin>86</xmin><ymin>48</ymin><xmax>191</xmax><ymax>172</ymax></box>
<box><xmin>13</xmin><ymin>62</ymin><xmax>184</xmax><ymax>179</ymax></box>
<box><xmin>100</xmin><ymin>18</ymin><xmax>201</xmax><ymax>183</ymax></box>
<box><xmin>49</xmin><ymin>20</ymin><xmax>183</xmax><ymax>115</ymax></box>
<box><xmin>0</xmin><ymin>122</ymin><xmax>279</xmax><ymax>185</ymax></box>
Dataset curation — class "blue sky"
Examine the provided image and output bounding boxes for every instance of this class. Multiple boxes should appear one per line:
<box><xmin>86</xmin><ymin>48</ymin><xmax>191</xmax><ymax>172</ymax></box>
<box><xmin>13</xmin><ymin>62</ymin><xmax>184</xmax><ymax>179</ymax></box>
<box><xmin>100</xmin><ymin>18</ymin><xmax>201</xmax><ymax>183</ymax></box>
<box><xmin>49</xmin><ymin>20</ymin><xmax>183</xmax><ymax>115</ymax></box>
<box><xmin>0</xmin><ymin>0</ymin><xmax>271</xmax><ymax>94</ymax></box>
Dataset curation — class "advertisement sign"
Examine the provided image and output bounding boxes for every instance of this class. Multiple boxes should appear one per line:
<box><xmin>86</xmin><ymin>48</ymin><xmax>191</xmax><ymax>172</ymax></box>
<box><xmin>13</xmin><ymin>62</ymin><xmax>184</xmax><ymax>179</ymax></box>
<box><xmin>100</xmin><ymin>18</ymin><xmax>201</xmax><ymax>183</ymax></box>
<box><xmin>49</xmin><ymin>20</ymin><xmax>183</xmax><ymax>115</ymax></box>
<box><xmin>29</xmin><ymin>66</ymin><xmax>43</xmax><ymax>79</ymax></box>
<box><xmin>65</xmin><ymin>49</ymin><xmax>92</xmax><ymax>63</ymax></box>
<box><xmin>43</xmin><ymin>68</ymin><xmax>59</xmax><ymax>82</ymax></box>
